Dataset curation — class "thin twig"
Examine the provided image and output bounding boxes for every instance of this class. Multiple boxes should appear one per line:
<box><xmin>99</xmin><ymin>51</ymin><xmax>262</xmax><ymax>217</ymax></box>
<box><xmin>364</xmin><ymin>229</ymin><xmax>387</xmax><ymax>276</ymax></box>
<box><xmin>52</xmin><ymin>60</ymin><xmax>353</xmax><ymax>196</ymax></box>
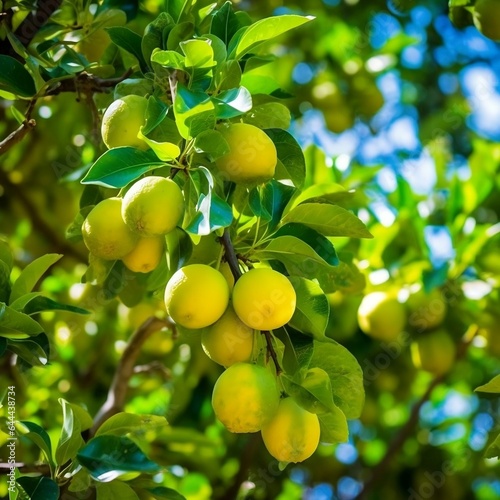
<box><xmin>0</xmin><ymin>463</ymin><xmax>50</xmax><ymax>475</ymax></box>
<box><xmin>0</xmin><ymin>119</ymin><xmax>36</xmax><ymax>156</ymax></box>
<box><xmin>261</xmin><ymin>330</ymin><xmax>282</xmax><ymax>375</ymax></box>
<box><xmin>90</xmin><ymin>316</ymin><xmax>175</xmax><ymax>436</ymax></box>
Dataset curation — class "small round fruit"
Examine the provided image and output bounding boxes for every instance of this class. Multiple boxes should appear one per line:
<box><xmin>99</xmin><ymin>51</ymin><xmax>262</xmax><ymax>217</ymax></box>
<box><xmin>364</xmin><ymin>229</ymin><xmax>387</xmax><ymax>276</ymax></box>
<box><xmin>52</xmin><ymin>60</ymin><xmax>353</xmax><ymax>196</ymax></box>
<box><xmin>212</xmin><ymin>363</ymin><xmax>280</xmax><ymax>433</ymax></box>
<box><xmin>165</xmin><ymin>264</ymin><xmax>230</xmax><ymax>329</ymax></box>
<box><xmin>82</xmin><ymin>198</ymin><xmax>138</xmax><ymax>260</ymax></box>
<box><xmin>261</xmin><ymin>397</ymin><xmax>320</xmax><ymax>463</ymax></box>
<box><xmin>215</xmin><ymin>123</ymin><xmax>277</xmax><ymax>184</ymax></box>
<box><xmin>122</xmin><ymin>176</ymin><xmax>184</xmax><ymax>236</ymax></box>
<box><xmin>473</xmin><ymin>0</ymin><xmax>500</xmax><ymax>41</ymax></box>
<box><xmin>201</xmin><ymin>305</ymin><xmax>254</xmax><ymax>366</ymax></box>
<box><xmin>232</xmin><ymin>268</ymin><xmax>296</xmax><ymax>331</ymax></box>
<box><xmin>101</xmin><ymin>95</ymin><xmax>148</xmax><ymax>150</ymax></box>
<box><xmin>357</xmin><ymin>291</ymin><xmax>406</xmax><ymax>341</ymax></box>
<box><xmin>411</xmin><ymin>329</ymin><xmax>456</xmax><ymax>376</ymax></box>
<box><xmin>122</xmin><ymin>236</ymin><xmax>164</xmax><ymax>273</ymax></box>
<box><xmin>406</xmin><ymin>288</ymin><xmax>447</xmax><ymax>332</ymax></box>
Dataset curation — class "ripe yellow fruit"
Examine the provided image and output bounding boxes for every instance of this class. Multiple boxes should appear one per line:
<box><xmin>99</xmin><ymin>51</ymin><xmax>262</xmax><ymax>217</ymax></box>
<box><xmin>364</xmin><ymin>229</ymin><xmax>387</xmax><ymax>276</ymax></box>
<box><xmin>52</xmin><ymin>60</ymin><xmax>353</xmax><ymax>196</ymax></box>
<box><xmin>215</xmin><ymin>123</ymin><xmax>277</xmax><ymax>184</ymax></box>
<box><xmin>212</xmin><ymin>363</ymin><xmax>280</xmax><ymax>433</ymax></box>
<box><xmin>101</xmin><ymin>95</ymin><xmax>149</xmax><ymax>150</ymax></box>
<box><xmin>406</xmin><ymin>288</ymin><xmax>447</xmax><ymax>332</ymax></box>
<box><xmin>261</xmin><ymin>397</ymin><xmax>320</xmax><ymax>463</ymax></box>
<box><xmin>411</xmin><ymin>329</ymin><xmax>456</xmax><ymax>376</ymax></box>
<box><xmin>201</xmin><ymin>305</ymin><xmax>254</xmax><ymax>366</ymax></box>
<box><xmin>82</xmin><ymin>198</ymin><xmax>138</xmax><ymax>260</ymax></box>
<box><xmin>127</xmin><ymin>302</ymin><xmax>159</xmax><ymax>330</ymax></box>
<box><xmin>164</xmin><ymin>264</ymin><xmax>230</xmax><ymax>329</ymax></box>
<box><xmin>122</xmin><ymin>176</ymin><xmax>184</xmax><ymax>237</ymax></box>
<box><xmin>357</xmin><ymin>291</ymin><xmax>406</xmax><ymax>341</ymax></box>
<box><xmin>122</xmin><ymin>236</ymin><xmax>164</xmax><ymax>273</ymax></box>
<box><xmin>473</xmin><ymin>0</ymin><xmax>500</xmax><ymax>41</ymax></box>
<box><xmin>232</xmin><ymin>268</ymin><xmax>296</xmax><ymax>331</ymax></box>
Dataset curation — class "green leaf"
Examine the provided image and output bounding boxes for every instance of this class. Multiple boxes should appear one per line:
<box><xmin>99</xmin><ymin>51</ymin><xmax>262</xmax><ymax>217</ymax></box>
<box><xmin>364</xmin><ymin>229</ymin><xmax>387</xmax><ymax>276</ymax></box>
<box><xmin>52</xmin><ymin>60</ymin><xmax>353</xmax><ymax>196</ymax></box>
<box><xmin>265</xmin><ymin>129</ymin><xmax>306</xmax><ymax>188</ymax></box>
<box><xmin>0</xmin><ymin>238</ymin><xmax>13</xmax><ymax>270</ymax></box>
<box><xmin>70</xmin><ymin>403</ymin><xmax>94</xmax><ymax>432</ymax></box>
<box><xmin>55</xmin><ymin>399</ymin><xmax>84</xmax><ymax>465</ymax></box>
<box><xmin>275</xmin><ymin>325</ymin><xmax>314</xmax><ymax>374</ymax></box>
<box><xmin>95</xmin><ymin>413</ymin><xmax>168</xmax><ymax>437</ymax></box>
<box><xmin>194</xmin><ymin>130</ymin><xmax>230</xmax><ymax>160</ymax></box>
<box><xmin>142</xmin><ymin>13</ymin><xmax>174</xmax><ymax>65</ymax></box>
<box><xmin>7</xmin><ymin>332</ymin><xmax>50</xmax><ymax>366</ymax></box>
<box><xmin>244</xmin><ymin>102</ymin><xmax>291</xmax><ymax>130</ymax></box>
<box><xmin>165</xmin><ymin>228</ymin><xmax>193</xmax><ymax>281</ymax></box>
<box><xmin>282</xmin><ymin>203</ymin><xmax>373</xmax><ymax>238</ymax></box>
<box><xmin>210</xmin><ymin>1</ymin><xmax>240</xmax><ymax>46</ymax></box>
<box><xmin>186</xmin><ymin>191</ymin><xmax>233</xmax><ymax>235</ymax></box>
<box><xmin>106</xmin><ymin>27</ymin><xmax>147</xmax><ymax>71</ymax></box>
<box><xmin>288</xmin><ymin>276</ymin><xmax>329</xmax><ymax>340</ymax></box>
<box><xmin>214</xmin><ymin>60</ymin><xmax>242</xmax><ymax>91</ymax></box>
<box><xmin>0</xmin><ymin>55</ymin><xmax>36</xmax><ymax>97</ymax></box>
<box><xmin>233</xmin><ymin>15</ymin><xmax>313</xmax><ymax>59</ymax></box>
<box><xmin>65</xmin><ymin>206</ymin><xmax>93</xmax><ymax>243</ymax></box>
<box><xmin>77</xmin><ymin>435</ymin><xmax>161</xmax><ymax>481</ymax></box>
<box><xmin>318</xmin><ymin>409</ymin><xmax>349</xmax><ymax>444</ymax></box>
<box><xmin>310</xmin><ymin>341</ymin><xmax>364</xmax><ymax>419</ymax></box>
<box><xmin>173</xmin><ymin>84</ymin><xmax>216</xmax><ymax>139</ymax></box>
<box><xmin>95</xmin><ymin>481</ymin><xmax>140</xmax><ymax>499</ymax></box>
<box><xmin>146</xmin><ymin>487</ymin><xmax>186</xmax><ymax>500</ymax></box>
<box><xmin>255</xmin><ymin>236</ymin><xmax>335</xmax><ymax>280</ymax></box>
<box><xmin>475</xmin><ymin>375</ymin><xmax>500</xmax><ymax>395</ymax></box>
<box><xmin>292</xmin><ymin>183</ymin><xmax>356</xmax><ymax>207</ymax></box>
<box><xmin>81</xmin><ymin>148</ymin><xmax>165</xmax><ymax>188</ymax></box>
<box><xmin>143</xmin><ymin>96</ymin><xmax>169</xmax><ymax>135</ymax></box>
<box><xmin>10</xmin><ymin>254</ymin><xmax>62</xmax><ymax>304</ymax></box>
<box><xmin>17</xmin><ymin>421</ymin><xmax>54</xmax><ymax>465</ymax></box>
<box><xmin>0</xmin><ymin>303</ymin><xmax>43</xmax><ymax>338</ymax></box>
<box><xmin>166</xmin><ymin>0</ymin><xmax>193</xmax><ymax>23</ymax></box>
<box><xmin>115</xmin><ymin>78</ymin><xmax>155</xmax><ymax>100</ymax></box>
<box><xmin>181</xmin><ymin>39</ymin><xmax>216</xmax><ymax>70</ymax></box>
<box><xmin>138</xmin><ymin>131</ymin><xmax>181</xmax><ymax>161</ymax></box>
<box><xmin>317</xmin><ymin>259</ymin><xmax>366</xmax><ymax>294</ymax></box>
<box><xmin>0</xmin><ymin>261</ymin><xmax>11</xmax><ymax>303</ymax></box>
<box><xmin>280</xmin><ymin>373</ymin><xmax>330</xmax><ymax>414</ymax></box>
<box><xmin>485</xmin><ymin>433</ymin><xmax>500</xmax><ymax>459</ymax></box>
<box><xmin>16</xmin><ymin>476</ymin><xmax>59</xmax><ymax>500</ymax></box>
<box><xmin>212</xmin><ymin>86</ymin><xmax>252</xmax><ymax>119</ymax></box>
<box><xmin>0</xmin><ymin>337</ymin><xmax>6</xmax><ymax>356</ymax></box>
<box><xmin>22</xmin><ymin>296</ymin><xmax>89</xmax><ymax>315</ymax></box>
<box><xmin>150</xmin><ymin>49</ymin><xmax>186</xmax><ymax>70</ymax></box>
<box><xmin>273</xmin><ymin>223</ymin><xmax>339</xmax><ymax>266</ymax></box>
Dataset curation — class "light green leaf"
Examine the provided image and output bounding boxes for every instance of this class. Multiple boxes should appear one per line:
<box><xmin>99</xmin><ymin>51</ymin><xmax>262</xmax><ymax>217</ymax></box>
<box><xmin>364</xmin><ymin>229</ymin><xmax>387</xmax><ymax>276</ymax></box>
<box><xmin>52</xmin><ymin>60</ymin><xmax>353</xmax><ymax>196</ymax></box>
<box><xmin>475</xmin><ymin>375</ymin><xmax>500</xmax><ymax>395</ymax></box>
<box><xmin>55</xmin><ymin>399</ymin><xmax>84</xmax><ymax>465</ymax></box>
<box><xmin>0</xmin><ymin>303</ymin><xmax>43</xmax><ymax>338</ymax></box>
<box><xmin>282</xmin><ymin>203</ymin><xmax>373</xmax><ymax>238</ymax></box>
<box><xmin>234</xmin><ymin>15</ymin><xmax>314</xmax><ymax>59</ymax></box>
<box><xmin>244</xmin><ymin>102</ymin><xmax>291</xmax><ymax>129</ymax></box>
<box><xmin>138</xmin><ymin>129</ymin><xmax>181</xmax><ymax>161</ymax></box>
<box><xmin>96</xmin><ymin>413</ymin><xmax>168</xmax><ymax>437</ymax></box>
<box><xmin>10</xmin><ymin>254</ymin><xmax>62</xmax><ymax>304</ymax></box>
<box><xmin>95</xmin><ymin>481</ymin><xmax>140</xmax><ymax>500</ymax></box>
<box><xmin>318</xmin><ymin>409</ymin><xmax>349</xmax><ymax>444</ymax></box>
<box><xmin>288</xmin><ymin>277</ymin><xmax>329</xmax><ymax>339</ymax></box>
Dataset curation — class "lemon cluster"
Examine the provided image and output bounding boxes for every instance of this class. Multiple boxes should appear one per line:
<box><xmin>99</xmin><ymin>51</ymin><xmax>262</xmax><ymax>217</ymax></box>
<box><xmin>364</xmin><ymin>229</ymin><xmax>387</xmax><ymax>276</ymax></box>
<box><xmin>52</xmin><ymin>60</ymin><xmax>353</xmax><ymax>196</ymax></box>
<box><xmin>81</xmin><ymin>176</ymin><xmax>184</xmax><ymax>273</ymax></box>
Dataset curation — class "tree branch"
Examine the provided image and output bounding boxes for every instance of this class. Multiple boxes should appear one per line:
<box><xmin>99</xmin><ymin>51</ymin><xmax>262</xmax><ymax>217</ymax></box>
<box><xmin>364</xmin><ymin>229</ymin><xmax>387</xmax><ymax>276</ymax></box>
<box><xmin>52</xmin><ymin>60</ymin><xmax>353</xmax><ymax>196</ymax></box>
<box><xmin>90</xmin><ymin>316</ymin><xmax>175</xmax><ymax>436</ymax></box>
<box><xmin>353</xmin><ymin>333</ymin><xmax>475</xmax><ymax>500</ymax></box>
<box><xmin>0</xmin><ymin>100</ymin><xmax>37</xmax><ymax>157</ymax></box>
<box><xmin>0</xmin><ymin>462</ymin><xmax>50</xmax><ymax>475</ymax></box>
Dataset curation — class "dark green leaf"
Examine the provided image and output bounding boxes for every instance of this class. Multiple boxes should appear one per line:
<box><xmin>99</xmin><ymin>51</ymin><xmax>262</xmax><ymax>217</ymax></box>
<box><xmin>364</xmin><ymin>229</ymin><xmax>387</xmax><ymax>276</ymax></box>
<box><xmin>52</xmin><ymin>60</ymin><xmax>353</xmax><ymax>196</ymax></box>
<box><xmin>100</xmin><ymin>0</ymin><xmax>139</xmax><ymax>21</ymax></box>
<box><xmin>165</xmin><ymin>228</ymin><xmax>193</xmax><ymax>281</ymax></box>
<box><xmin>23</xmin><ymin>296</ymin><xmax>89</xmax><ymax>315</ymax></box>
<box><xmin>0</xmin><ymin>239</ymin><xmax>13</xmax><ymax>270</ymax></box>
<box><xmin>212</xmin><ymin>86</ymin><xmax>252</xmax><ymax>119</ymax></box>
<box><xmin>142</xmin><ymin>13</ymin><xmax>174</xmax><ymax>65</ymax></box>
<box><xmin>7</xmin><ymin>332</ymin><xmax>50</xmax><ymax>367</ymax></box>
<box><xmin>10</xmin><ymin>254</ymin><xmax>62</xmax><ymax>303</ymax></box>
<box><xmin>0</xmin><ymin>261</ymin><xmax>11</xmax><ymax>303</ymax></box>
<box><xmin>55</xmin><ymin>399</ymin><xmax>84</xmax><ymax>465</ymax></box>
<box><xmin>0</xmin><ymin>303</ymin><xmax>43</xmax><ymax>338</ymax></box>
<box><xmin>265</xmin><ymin>129</ymin><xmax>306</xmax><ymax>188</ymax></box>
<box><xmin>275</xmin><ymin>325</ymin><xmax>314</xmax><ymax>374</ymax></box>
<box><xmin>274</xmin><ymin>223</ymin><xmax>339</xmax><ymax>266</ymax></box>
<box><xmin>77</xmin><ymin>435</ymin><xmax>161</xmax><ymax>481</ymax></box>
<box><xmin>17</xmin><ymin>476</ymin><xmax>59</xmax><ymax>500</ymax></box>
<box><xmin>106</xmin><ymin>27</ymin><xmax>147</xmax><ymax>71</ymax></box>
<box><xmin>244</xmin><ymin>102</ymin><xmax>291</xmax><ymax>130</ymax></box>
<box><xmin>288</xmin><ymin>276</ymin><xmax>329</xmax><ymax>339</ymax></box>
<box><xmin>282</xmin><ymin>203</ymin><xmax>373</xmax><ymax>238</ymax></box>
<box><xmin>143</xmin><ymin>96</ymin><xmax>169</xmax><ymax>135</ymax></box>
<box><xmin>317</xmin><ymin>259</ymin><xmax>366</xmax><ymax>294</ymax></box>
<box><xmin>147</xmin><ymin>487</ymin><xmax>186</xmax><ymax>500</ymax></box>
<box><xmin>210</xmin><ymin>1</ymin><xmax>240</xmax><ymax>46</ymax></box>
<box><xmin>81</xmin><ymin>148</ymin><xmax>165</xmax><ymax>188</ymax></box>
<box><xmin>166</xmin><ymin>0</ymin><xmax>193</xmax><ymax>23</ymax></box>
<box><xmin>0</xmin><ymin>55</ymin><xmax>36</xmax><ymax>97</ymax></box>
<box><xmin>17</xmin><ymin>421</ymin><xmax>54</xmax><ymax>465</ymax></box>
<box><xmin>0</xmin><ymin>337</ymin><xmax>6</xmax><ymax>356</ymax></box>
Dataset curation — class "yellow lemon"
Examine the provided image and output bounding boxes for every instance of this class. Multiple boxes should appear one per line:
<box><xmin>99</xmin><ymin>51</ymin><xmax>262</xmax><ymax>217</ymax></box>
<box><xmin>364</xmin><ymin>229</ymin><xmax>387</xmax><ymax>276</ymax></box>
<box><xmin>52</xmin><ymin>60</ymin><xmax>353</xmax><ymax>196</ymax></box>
<box><xmin>411</xmin><ymin>329</ymin><xmax>456</xmax><ymax>376</ymax></box>
<box><xmin>232</xmin><ymin>268</ymin><xmax>296</xmax><ymax>331</ymax></box>
<box><xmin>212</xmin><ymin>363</ymin><xmax>280</xmax><ymax>433</ymax></box>
<box><xmin>122</xmin><ymin>236</ymin><xmax>164</xmax><ymax>273</ymax></box>
<box><xmin>357</xmin><ymin>291</ymin><xmax>406</xmax><ymax>341</ymax></box>
<box><xmin>261</xmin><ymin>397</ymin><xmax>320</xmax><ymax>463</ymax></box>
<box><xmin>201</xmin><ymin>305</ymin><xmax>255</xmax><ymax>366</ymax></box>
<box><xmin>122</xmin><ymin>176</ymin><xmax>184</xmax><ymax>237</ymax></box>
<box><xmin>406</xmin><ymin>288</ymin><xmax>447</xmax><ymax>332</ymax></box>
<box><xmin>164</xmin><ymin>264</ymin><xmax>229</xmax><ymax>329</ymax></box>
<box><xmin>82</xmin><ymin>197</ymin><xmax>137</xmax><ymax>260</ymax></box>
<box><xmin>101</xmin><ymin>95</ymin><xmax>148</xmax><ymax>150</ymax></box>
<box><xmin>215</xmin><ymin>123</ymin><xmax>277</xmax><ymax>184</ymax></box>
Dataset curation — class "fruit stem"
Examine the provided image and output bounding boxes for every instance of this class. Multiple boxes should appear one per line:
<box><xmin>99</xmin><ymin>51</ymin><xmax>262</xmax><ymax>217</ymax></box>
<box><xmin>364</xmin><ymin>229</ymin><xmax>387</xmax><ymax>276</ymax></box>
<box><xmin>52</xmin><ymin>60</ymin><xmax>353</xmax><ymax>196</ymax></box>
<box><xmin>220</xmin><ymin>228</ymin><xmax>242</xmax><ymax>281</ymax></box>
<box><xmin>261</xmin><ymin>330</ymin><xmax>283</xmax><ymax>375</ymax></box>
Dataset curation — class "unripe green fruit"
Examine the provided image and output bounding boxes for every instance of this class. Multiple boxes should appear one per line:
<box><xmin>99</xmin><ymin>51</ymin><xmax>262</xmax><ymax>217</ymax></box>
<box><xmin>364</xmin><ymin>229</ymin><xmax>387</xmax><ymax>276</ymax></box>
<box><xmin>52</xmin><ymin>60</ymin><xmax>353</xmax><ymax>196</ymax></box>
<box><xmin>82</xmin><ymin>198</ymin><xmax>138</xmax><ymax>260</ymax></box>
<box><xmin>215</xmin><ymin>123</ymin><xmax>277</xmax><ymax>184</ymax></box>
<box><xmin>101</xmin><ymin>95</ymin><xmax>148</xmax><ymax>150</ymax></box>
<box><xmin>411</xmin><ymin>329</ymin><xmax>456</xmax><ymax>376</ymax></box>
<box><xmin>357</xmin><ymin>291</ymin><xmax>406</xmax><ymax>341</ymax></box>
<box><xmin>473</xmin><ymin>0</ymin><xmax>500</xmax><ymax>41</ymax></box>
<box><xmin>122</xmin><ymin>176</ymin><xmax>184</xmax><ymax>237</ymax></box>
<box><xmin>212</xmin><ymin>363</ymin><xmax>280</xmax><ymax>433</ymax></box>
